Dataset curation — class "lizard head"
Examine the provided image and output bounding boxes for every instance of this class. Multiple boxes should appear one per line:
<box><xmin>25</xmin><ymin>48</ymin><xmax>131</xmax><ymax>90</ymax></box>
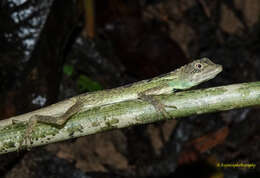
<box><xmin>170</xmin><ymin>58</ymin><xmax>222</xmax><ymax>89</ymax></box>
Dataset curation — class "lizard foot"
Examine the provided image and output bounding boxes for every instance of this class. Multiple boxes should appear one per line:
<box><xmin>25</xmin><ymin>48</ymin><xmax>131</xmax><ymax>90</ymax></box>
<box><xmin>19</xmin><ymin>116</ymin><xmax>38</xmax><ymax>150</ymax></box>
<box><xmin>16</xmin><ymin>114</ymin><xmax>68</xmax><ymax>151</ymax></box>
<box><xmin>139</xmin><ymin>94</ymin><xmax>176</xmax><ymax>119</ymax></box>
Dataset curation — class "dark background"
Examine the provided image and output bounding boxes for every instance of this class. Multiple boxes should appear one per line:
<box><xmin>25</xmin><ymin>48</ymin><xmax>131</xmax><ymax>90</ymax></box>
<box><xmin>0</xmin><ymin>0</ymin><xmax>260</xmax><ymax>177</ymax></box>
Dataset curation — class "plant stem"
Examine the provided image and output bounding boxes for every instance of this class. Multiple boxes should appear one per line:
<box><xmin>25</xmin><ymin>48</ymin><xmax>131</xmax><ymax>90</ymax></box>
<box><xmin>0</xmin><ymin>82</ymin><xmax>260</xmax><ymax>154</ymax></box>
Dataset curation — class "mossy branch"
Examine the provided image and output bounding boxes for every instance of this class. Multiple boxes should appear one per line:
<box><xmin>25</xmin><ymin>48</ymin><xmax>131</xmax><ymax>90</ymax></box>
<box><xmin>0</xmin><ymin>82</ymin><xmax>260</xmax><ymax>154</ymax></box>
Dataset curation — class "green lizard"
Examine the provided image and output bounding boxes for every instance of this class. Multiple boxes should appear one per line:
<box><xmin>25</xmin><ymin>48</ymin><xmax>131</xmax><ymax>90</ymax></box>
<box><xmin>19</xmin><ymin>57</ymin><xmax>222</xmax><ymax>148</ymax></box>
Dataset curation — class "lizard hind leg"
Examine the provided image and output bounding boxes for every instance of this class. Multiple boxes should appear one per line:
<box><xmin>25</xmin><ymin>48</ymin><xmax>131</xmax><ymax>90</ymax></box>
<box><xmin>18</xmin><ymin>114</ymin><xmax>70</xmax><ymax>150</ymax></box>
<box><xmin>18</xmin><ymin>100</ymin><xmax>84</xmax><ymax>150</ymax></box>
<box><xmin>17</xmin><ymin>115</ymin><xmax>38</xmax><ymax>150</ymax></box>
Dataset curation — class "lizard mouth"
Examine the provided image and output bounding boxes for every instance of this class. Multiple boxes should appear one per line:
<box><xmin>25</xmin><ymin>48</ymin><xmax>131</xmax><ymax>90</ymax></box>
<box><xmin>194</xmin><ymin>64</ymin><xmax>223</xmax><ymax>84</ymax></box>
<box><xmin>203</xmin><ymin>64</ymin><xmax>223</xmax><ymax>80</ymax></box>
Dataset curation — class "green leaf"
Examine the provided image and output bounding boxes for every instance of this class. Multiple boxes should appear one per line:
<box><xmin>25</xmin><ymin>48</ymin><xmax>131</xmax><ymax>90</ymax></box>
<box><xmin>77</xmin><ymin>75</ymin><xmax>102</xmax><ymax>92</ymax></box>
<box><xmin>63</xmin><ymin>65</ymin><xmax>74</xmax><ymax>76</ymax></box>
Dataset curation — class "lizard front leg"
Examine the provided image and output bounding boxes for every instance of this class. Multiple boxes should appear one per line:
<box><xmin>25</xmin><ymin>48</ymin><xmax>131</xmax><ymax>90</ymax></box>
<box><xmin>138</xmin><ymin>87</ymin><xmax>177</xmax><ymax>119</ymax></box>
<box><xmin>17</xmin><ymin>98</ymin><xmax>84</xmax><ymax>150</ymax></box>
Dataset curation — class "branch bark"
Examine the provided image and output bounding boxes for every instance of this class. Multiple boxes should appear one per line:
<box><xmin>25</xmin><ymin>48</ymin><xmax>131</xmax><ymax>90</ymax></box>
<box><xmin>0</xmin><ymin>82</ymin><xmax>260</xmax><ymax>154</ymax></box>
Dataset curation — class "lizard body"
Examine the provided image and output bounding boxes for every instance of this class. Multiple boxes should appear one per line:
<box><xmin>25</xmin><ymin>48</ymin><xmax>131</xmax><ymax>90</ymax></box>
<box><xmin>18</xmin><ymin>58</ymin><xmax>222</xmax><ymax>147</ymax></box>
<box><xmin>74</xmin><ymin>57</ymin><xmax>222</xmax><ymax>110</ymax></box>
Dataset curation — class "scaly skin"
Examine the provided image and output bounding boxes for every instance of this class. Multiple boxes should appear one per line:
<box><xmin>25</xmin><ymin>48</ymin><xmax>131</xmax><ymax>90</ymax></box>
<box><xmin>76</xmin><ymin>57</ymin><xmax>222</xmax><ymax>111</ymax></box>
<box><xmin>19</xmin><ymin>57</ymin><xmax>222</xmax><ymax>148</ymax></box>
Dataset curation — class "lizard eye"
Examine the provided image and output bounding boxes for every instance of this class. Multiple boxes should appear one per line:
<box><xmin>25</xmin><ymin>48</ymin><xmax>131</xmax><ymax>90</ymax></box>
<box><xmin>195</xmin><ymin>63</ymin><xmax>203</xmax><ymax>69</ymax></box>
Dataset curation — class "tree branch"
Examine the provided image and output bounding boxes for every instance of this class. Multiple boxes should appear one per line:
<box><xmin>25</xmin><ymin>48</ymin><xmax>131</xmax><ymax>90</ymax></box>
<box><xmin>0</xmin><ymin>82</ymin><xmax>260</xmax><ymax>154</ymax></box>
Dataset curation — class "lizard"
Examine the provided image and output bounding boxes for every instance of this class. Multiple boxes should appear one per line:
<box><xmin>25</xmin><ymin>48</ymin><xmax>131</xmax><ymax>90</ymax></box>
<box><xmin>18</xmin><ymin>57</ymin><xmax>222</xmax><ymax>148</ymax></box>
